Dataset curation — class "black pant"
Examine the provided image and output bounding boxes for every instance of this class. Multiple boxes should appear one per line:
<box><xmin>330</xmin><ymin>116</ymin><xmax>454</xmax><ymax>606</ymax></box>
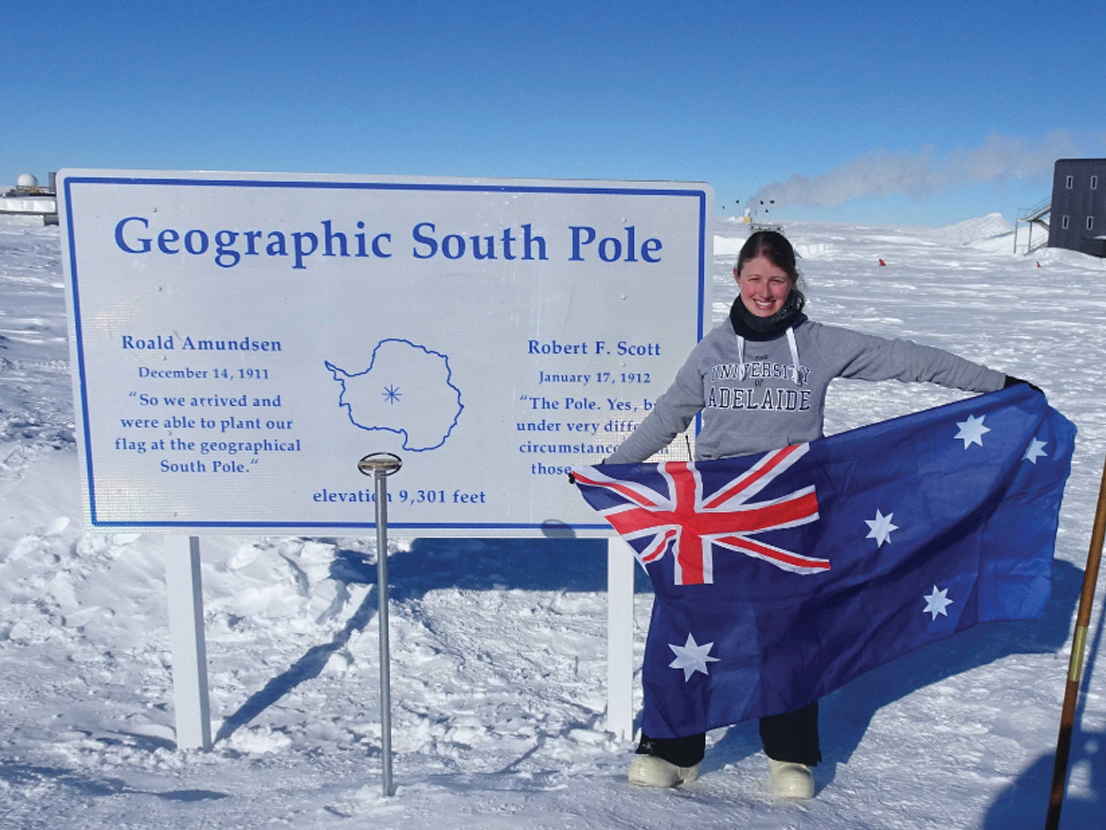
<box><xmin>636</xmin><ymin>700</ymin><xmax>821</xmax><ymax>768</ymax></box>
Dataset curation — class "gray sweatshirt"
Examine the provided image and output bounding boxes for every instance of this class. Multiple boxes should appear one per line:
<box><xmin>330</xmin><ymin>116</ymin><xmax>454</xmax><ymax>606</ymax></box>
<box><xmin>606</xmin><ymin>314</ymin><xmax>1006</xmax><ymax>464</ymax></box>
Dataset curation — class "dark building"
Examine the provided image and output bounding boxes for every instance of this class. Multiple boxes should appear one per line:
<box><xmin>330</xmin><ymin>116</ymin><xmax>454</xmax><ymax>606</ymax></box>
<box><xmin>1048</xmin><ymin>159</ymin><xmax>1106</xmax><ymax>257</ymax></box>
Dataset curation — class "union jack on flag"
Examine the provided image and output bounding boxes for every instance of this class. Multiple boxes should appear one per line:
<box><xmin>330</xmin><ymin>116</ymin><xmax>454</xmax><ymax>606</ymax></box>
<box><xmin>571</xmin><ymin>444</ymin><xmax>826</xmax><ymax>585</ymax></box>
<box><xmin>572</xmin><ymin>386</ymin><xmax>1076</xmax><ymax>737</ymax></box>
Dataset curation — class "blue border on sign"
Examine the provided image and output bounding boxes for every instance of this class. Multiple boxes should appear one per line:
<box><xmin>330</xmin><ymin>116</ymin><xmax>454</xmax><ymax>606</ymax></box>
<box><xmin>62</xmin><ymin>174</ymin><xmax>710</xmax><ymax>531</ymax></box>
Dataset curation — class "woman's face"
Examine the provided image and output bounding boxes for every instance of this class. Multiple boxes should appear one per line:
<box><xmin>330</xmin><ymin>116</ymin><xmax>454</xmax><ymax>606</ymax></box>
<box><xmin>735</xmin><ymin>254</ymin><xmax>792</xmax><ymax>318</ymax></box>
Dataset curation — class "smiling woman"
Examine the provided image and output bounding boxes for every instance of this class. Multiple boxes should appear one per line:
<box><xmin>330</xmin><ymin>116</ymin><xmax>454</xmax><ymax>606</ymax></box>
<box><xmin>605</xmin><ymin>228</ymin><xmax>1020</xmax><ymax>799</ymax></box>
<box><xmin>732</xmin><ymin>232</ymin><xmax>806</xmax><ymax>320</ymax></box>
<box><xmin>737</xmin><ymin>257</ymin><xmax>793</xmax><ymax>316</ymax></box>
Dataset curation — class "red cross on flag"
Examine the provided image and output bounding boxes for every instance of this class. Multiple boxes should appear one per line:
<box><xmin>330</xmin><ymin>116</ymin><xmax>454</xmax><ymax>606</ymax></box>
<box><xmin>572</xmin><ymin>443</ymin><xmax>826</xmax><ymax>585</ymax></box>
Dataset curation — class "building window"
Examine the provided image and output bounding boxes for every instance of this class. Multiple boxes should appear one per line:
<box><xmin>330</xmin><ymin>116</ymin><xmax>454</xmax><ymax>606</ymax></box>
<box><xmin>1093</xmin><ymin>176</ymin><xmax>1099</xmax><ymax>190</ymax></box>
<box><xmin>1066</xmin><ymin>175</ymin><xmax>1074</xmax><ymax>189</ymax></box>
<box><xmin>1088</xmin><ymin>217</ymin><xmax>1095</xmax><ymax>231</ymax></box>
<box><xmin>1062</xmin><ymin>215</ymin><xmax>1070</xmax><ymax>229</ymax></box>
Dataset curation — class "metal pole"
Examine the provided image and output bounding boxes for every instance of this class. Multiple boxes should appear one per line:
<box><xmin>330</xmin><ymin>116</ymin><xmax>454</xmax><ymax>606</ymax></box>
<box><xmin>358</xmin><ymin>452</ymin><xmax>403</xmax><ymax>798</ymax></box>
<box><xmin>374</xmin><ymin>470</ymin><xmax>394</xmax><ymax>797</ymax></box>
<box><xmin>165</xmin><ymin>535</ymin><xmax>212</xmax><ymax>750</ymax></box>
<box><xmin>1046</xmin><ymin>453</ymin><xmax>1106</xmax><ymax>830</ymax></box>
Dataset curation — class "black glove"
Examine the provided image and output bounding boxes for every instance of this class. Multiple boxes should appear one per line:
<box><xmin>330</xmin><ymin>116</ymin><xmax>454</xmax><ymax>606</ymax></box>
<box><xmin>1004</xmin><ymin>375</ymin><xmax>1043</xmax><ymax>395</ymax></box>
<box><xmin>567</xmin><ymin>471</ymin><xmax>576</xmax><ymax>485</ymax></box>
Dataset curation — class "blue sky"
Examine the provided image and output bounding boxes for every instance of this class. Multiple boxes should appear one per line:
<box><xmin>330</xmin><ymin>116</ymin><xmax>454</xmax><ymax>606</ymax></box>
<box><xmin>6</xmin><ymin>0</ymin><xmax>1104</xmax><ymax>225</ymax></box>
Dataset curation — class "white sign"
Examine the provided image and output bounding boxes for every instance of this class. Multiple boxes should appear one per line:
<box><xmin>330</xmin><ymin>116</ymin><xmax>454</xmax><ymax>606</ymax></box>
<box><xmin>59</xmin><ymin>170</ymin><xmax>712</xmax><ymax>535</ymax></box>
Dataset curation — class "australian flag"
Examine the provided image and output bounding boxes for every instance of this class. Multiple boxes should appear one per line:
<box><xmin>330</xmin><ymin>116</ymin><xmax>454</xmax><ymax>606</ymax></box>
<box><xmin>572</xmin><ymin>385</ymin><xmax>1075</xmax><ymax>739</ymax></box>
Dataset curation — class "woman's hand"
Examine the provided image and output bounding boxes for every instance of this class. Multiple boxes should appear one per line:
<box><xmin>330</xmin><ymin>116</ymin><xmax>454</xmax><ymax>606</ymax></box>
<box><xmin>1004</xmin><ymin>375</ymin><xmax>1044</xmax><ymax>395</ymax></box>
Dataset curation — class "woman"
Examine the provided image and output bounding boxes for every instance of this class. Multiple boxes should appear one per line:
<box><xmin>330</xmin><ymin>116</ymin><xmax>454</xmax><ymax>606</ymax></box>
<box><xmin>605</xmin><ymin>230</ymin><xmax>1028</xmax><ymax>798</ymax></box>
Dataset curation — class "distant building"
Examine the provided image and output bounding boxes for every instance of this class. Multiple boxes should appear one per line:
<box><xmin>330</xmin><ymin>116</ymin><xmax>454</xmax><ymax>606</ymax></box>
<box><xmin>1048</xmin><ymin>159</ymin><xmax>1106</xmax><ymax>257</ymax></box>
<box><xmin>0</xmin><ymin>172</ymin><xmax>58</xmax><ymax>225</ymax></box>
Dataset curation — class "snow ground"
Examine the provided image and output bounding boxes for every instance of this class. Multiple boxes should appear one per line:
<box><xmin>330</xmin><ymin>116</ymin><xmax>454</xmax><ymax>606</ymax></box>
<box><xmin>1</xmin><ymin>216</ymin><xmax>1104</xmax><ymax>829</ymax></box>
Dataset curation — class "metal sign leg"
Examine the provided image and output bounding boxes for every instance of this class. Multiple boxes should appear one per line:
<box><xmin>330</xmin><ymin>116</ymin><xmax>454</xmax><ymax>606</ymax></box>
<box><xmin>165</xmin><ymin>535</ymin><xmax>212</xmax><ymax>751</ymax></box>
<box><xmin>607</xmin><ymin>537</ymin><xmax>635</xmax><ymax>742</ymax></box>
<box><xmin>359</xmin><ymin>452</ymin><xmax>403</xmax><ymax>796</ymax></box>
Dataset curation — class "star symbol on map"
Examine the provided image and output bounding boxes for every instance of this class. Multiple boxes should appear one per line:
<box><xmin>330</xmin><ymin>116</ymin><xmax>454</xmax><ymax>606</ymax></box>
<box><xmin>1023</xmin><ymin>438</ymin><xmax>1048</xmax><ymax>464</ymax></box>
<box><xmin>669</xmin><ymin>633</ymin><xmax>720</xmax><ymax>682</ymax></box>
<box><xmin>923</xmin><ymin>585</ymin><xmax>954</xmax><ymax>620</ymax></box>
<box><xmin>382</xmin><ymin>385</ymin><xmax>402</xmax><ymax>404</ymax></box>
<box><xmin>954</xmin><ymin>414</ymin><xmax>990</xmax><ymax>449</ymax></box>
<box><xmin>865</xmin><ymin>509</ymin><xmax>898</xmax><ymax>548</ymax></box>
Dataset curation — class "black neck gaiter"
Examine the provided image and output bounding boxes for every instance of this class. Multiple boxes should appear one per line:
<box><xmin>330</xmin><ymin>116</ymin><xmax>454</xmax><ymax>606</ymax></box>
<box><xmin>729</xmin><ymin>290</ymin><xmax>806</xmax><ymax>341</ymax></box>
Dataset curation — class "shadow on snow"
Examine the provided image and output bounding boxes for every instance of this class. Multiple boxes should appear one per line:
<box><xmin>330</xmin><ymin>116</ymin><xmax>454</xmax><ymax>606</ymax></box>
<box><xmin>215</xmin><ymin>537</ymin><xmax>620</xmax><ymax>744</ymax></box>
<box><xmin>979</xmin><ymin>559</ymin><xmax>1106</xmax><ymax>829</ymax></box>
<box><xmin>0</xmin><ymin>761</ymin><xmax>228</xmax><ymax>801</ymax></box>
<box><xmin>699</xmin><ymin>558</ymin><xmax>1100</xmax><ymax>819</ymax></box>
<box><xmin>214</xmin><ymin>538</ymin><xmax>1101</xmax><ymax>821</ymax></box>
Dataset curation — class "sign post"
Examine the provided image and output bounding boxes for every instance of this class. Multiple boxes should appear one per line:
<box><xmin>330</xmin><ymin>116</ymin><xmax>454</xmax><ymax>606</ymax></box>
<box><xmin>607</xmin><ymin>537</ymin><xmax>636</xmax><ymax>741</ymax></box>
<box><xmin>164</xmin><ymin>535</ymin><xmax>212</xmax><ymax>750</ymax></box>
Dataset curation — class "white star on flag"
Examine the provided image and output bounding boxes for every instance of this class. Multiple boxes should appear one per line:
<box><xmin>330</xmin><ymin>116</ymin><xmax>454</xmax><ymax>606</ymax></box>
<box><xmin>954</xmin><ymin>414</ymin><xmax>990</xmax><ymax>449</ymax></box>
<box><xmin>1023</xmin><ymin>438</ymin><xmax>1048</xmax><ymax>464</ymax></box>
<box><xmin>669</xmin><ymin>633</ymin><xmax>720</xmax><ymax>681</ymax></box>
<box><xmin>923</xmin><ymin>585</ymin><xmax>954</xmax><ymax>620</ymax></box>
<box><xmin>865</xmin><ymin>509</ymin><xmax>898</xmax><ymax>548</ymax></box>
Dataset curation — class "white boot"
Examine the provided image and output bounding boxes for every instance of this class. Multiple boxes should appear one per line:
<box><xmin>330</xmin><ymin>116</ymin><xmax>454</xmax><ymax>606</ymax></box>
<box><xmin>768</xmin><ymin>758</ymin><xmax>815</xmax><ymax>799</ymax></box>
<box><xmin>628</xmin><ymin>755</ymin><xmax>700</xmax><ymax>787</ymax></box>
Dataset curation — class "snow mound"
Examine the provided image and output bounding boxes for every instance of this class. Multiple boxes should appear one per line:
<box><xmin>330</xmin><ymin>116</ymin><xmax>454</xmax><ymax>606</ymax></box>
<box><xmin>795</xmin><ymin>243</ymin><xmax>833</xmax><ymax>259</ymax></box>
<box><xmin>714</xmin><ymin>236</ymin><xmax>834</xmax><ymax>260</ymax></box>
<box><xmin>968</xmin><ymin>232</ymin><xmax>1020</xmax><ymax>254</ymax></box>
<box><xmin>938</xmin><ymin>213</ymin><xmax>1014</xmax><ymax>246</ymax></box>
<box><xmin>1036</xmin><ymin>245</ymin><xmax>1106</xmax><ymax>269</ymax></box>
<box><xmin>713</xmin><ymin>235</ymin><xmax>744</xmax><ymax>257</ymax></box>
